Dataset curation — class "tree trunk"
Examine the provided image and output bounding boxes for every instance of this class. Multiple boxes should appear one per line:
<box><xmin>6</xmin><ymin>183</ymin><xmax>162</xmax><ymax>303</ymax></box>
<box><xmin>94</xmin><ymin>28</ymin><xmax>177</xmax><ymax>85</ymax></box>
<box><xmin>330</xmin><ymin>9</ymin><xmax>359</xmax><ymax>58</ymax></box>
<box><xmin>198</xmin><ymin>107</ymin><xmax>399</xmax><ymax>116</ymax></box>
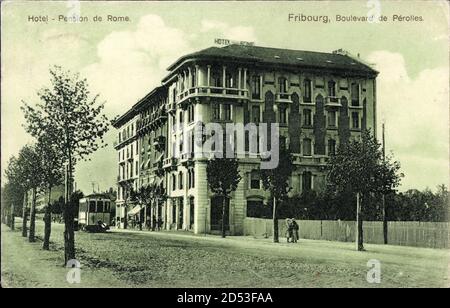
<box><xmin>43</xmin><ymin>186</ymin><xmax>52</xmax><ymax>250</ymax></box>
<box><xmin>10</xmin><ymin>203</ymin><xmax>15</xmax><ymax>230</ymax></box>
<box><xmin>123</xmin><ymin>202</ymin><xmax>128</xmax><ymax>229</ymax></box>
<box><xmin>29</xmin><ymin>187</ymin><xmax>37</xmax><ymax>242</ymax></box>
<box><xmin>382</xmin><ymin>194</ymin><xmax>388</xmax><ymax>244</ymax></box>
<box><xmin>221</xmin><ymin>196</ymin><xmax>226</xmax><ymax>238</ymax></box>
<box><xmin>356</xmin><ymin>192</ymin><xmax>364</xmax><ymax>251</ymax></box>
<box><xmin>22</xmin><ymin>191</ymin><xmax>28</xmax><ymax>237</ymax></box>
<box><xmin>273</xmin><ymin>196</ymin><xmax>279</xmax><ymax>243</ymax></box>
<box><xmin>64</xmin><ymin>155</ymin><xmax>76</xmax><ymax>265</ymax></box>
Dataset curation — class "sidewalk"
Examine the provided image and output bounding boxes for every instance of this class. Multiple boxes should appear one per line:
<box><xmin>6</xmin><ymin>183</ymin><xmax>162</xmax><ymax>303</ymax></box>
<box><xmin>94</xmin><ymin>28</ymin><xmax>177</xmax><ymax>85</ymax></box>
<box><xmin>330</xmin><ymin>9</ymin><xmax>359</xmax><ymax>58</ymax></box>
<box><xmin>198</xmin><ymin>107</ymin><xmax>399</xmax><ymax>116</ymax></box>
<box><xmin>1</xmin><ymin>224</ymin><xmax>124</xmax><ymax>288</ymax></box>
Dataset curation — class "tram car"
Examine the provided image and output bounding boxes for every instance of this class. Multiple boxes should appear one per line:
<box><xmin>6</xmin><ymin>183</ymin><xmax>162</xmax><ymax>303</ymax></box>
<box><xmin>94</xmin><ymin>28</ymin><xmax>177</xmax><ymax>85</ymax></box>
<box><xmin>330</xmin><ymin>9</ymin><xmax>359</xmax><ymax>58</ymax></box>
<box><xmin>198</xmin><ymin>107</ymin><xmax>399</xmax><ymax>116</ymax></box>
<box><xmin>78</xmin><ymin>194</ymin><xmax>112</xmax><ymax>232</ymax></box>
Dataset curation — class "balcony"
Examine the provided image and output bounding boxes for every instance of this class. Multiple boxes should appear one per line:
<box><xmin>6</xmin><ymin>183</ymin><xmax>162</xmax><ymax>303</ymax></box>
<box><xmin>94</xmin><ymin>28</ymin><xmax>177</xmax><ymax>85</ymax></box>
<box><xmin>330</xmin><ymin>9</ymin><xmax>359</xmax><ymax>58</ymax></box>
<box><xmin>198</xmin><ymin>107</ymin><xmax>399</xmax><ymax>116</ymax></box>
<box><xmin>293</xmin><ymin>155</ymin><xmax>329</xmax><ymax>165</ymax></box>
<box><xmin>137</xmin><ymin>109</ymin><xmax>168</xmax><ymax>134</ymax></box>
<box><xmin>325</xmin><ymin>96</ymin><xmax>341</xmax><ymax>107</ymax></box>
<box><xmin>163</xmin><ymin>157</ymin><xmax>178</xmax><ymax>170</ymax></box>
<box><xmin>176</xmin><ymin>86</ymin><xmax>249</xmax><ymax>105</ymax></box>
<box><xmin>276</xmin><ymin>93</ymin><xmax>292</xmax><ymax>103</ymax></box>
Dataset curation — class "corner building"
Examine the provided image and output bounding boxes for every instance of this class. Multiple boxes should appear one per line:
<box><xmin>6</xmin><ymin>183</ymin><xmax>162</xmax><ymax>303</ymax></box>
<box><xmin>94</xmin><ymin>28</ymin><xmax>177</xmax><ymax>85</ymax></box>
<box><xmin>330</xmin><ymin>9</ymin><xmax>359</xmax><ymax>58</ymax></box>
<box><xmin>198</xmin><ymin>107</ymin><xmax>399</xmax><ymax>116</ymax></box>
<box><xmin>113</xmin><ymin>44</ymin><xmax>378</xmax><ymax>235</ymax></box>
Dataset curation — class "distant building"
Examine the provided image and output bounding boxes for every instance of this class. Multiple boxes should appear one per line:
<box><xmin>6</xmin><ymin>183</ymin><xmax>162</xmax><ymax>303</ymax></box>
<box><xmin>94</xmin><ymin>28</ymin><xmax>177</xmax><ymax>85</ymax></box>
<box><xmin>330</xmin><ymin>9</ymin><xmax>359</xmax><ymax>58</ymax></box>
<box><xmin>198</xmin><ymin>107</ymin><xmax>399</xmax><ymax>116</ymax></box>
<box><xmin>113</xmin><ymin>44</ymin><xmax>378</xmax><ymax>234</ymax></box>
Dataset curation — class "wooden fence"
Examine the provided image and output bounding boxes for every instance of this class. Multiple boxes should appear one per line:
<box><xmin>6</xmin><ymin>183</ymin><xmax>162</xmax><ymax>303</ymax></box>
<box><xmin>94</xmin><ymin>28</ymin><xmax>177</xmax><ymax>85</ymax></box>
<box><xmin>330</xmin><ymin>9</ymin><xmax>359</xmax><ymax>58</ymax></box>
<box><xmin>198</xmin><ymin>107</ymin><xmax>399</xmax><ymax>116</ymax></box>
<box><xmin>243</xmin><ymin>218</ymin><xmax>449</xmax><ymax>249</ymax></box>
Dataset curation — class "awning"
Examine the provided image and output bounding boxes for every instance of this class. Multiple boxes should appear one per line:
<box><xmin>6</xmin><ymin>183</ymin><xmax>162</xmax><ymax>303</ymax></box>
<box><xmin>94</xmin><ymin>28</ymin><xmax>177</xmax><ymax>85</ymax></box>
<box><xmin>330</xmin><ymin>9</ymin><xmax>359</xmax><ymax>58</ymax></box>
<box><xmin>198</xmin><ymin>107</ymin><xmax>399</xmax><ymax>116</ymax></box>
<box><xmin>128</xmin><ymin>205</ymin><xmax>142</xmax><ymax>216</ymax></box>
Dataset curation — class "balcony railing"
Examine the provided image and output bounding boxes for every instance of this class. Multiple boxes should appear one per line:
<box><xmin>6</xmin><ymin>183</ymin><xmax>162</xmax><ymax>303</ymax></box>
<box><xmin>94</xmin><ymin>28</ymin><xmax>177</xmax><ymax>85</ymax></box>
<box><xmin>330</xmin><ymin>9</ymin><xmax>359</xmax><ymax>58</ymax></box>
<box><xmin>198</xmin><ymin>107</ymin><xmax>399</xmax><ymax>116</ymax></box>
<box><xmin>176</xmin><ymin>86</ymin><xmax>249</xmax><ymax>105</ymax></box>
<box><xmin>163</xmin><ymin>157</ymin><xmax>178</xmax><ymax>169</ymax></box>
<box><xmin>325</xmin><ymin>96</ymin><xmax>341</xmax><ymax>106</ymax></box>
<box><xmin>276</xmin><ymin>93</ymin><xmax>292</xmax><ymax>102</ymax></box>
<box><xmin>293</xmin><ymin>155</ymin><xmax>329</xmax><ymax>165</ymax></box>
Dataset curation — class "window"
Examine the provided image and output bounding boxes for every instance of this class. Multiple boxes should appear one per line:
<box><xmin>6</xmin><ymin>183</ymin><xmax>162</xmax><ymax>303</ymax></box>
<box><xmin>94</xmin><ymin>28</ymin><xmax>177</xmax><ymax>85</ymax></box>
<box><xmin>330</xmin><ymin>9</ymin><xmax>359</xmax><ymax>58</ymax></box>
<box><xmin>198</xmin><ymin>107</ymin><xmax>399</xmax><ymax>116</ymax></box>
<box><xmin>251</xmin><ymin>105</ymin><xmax>260</xmax><ymax>124</ymax></box>
<box><xmin>302</xmin><ymin>171</ymin><xmax>312</xmax><ymax>191</ymax></box>
<box><xmin>328</xmin><ymin>139</ymin><xmax>336</xmax><ymax>156</ymax></box>
<box><xmin>188</xmin><ymin>104</ymin><xmax>195</xmax><ymax>123</ymax></box>
<box><xmin>303</xmin><ymin>109</ymin><xmax>312</xmax><ymax>126</ymax></box>
<box><xmin>212</xmin><ymin>71</ymin><xmax>222</xmax><ymax>87</ymax></box>
<box><xmin>105</xmin><ymin>202</ymin><xmax>110</xmax><ymax>213</ymax></box>
<box><xmin>303</xmin><ymin>138</ymin><xmax>312</xmax><ymax>156</ymax></box>
<box><xmin>172</xmin><ymin>174</ymin><xmax>176</xmax><ymax>191</ymax></box>
<box><xmin>280</xmin><ymin>136</ymin><xmax>287</xmax><ymax>150</ymax></box>
<box><xmin>212</xmin><ymin>104</ymin><xmax>220</xmax><ymax>120</ymax></box>
<box><xmin>352</xmin><ymin>112</ymin><xmax>359</xmax><ymax>129</ymax></box>
<box><xmin>328</xmin><ymin>110</ymin><xmax>337</xmax><ymax>127</ymax></box>
<box><xmin>279</xmin><ymin>106</ymin><xmax>287</xmax><ymax>124</ymax></box>
<box><xmin>224</xmin><ymin>104</ymin><xmax>231</xmax><ymax>121</ymax></box>
<box><xmin>250</xmin><ymin>170</ymin><xmax>261</xmax><ymax>189</ymax></box>
<box><xmin>135</xmin><ymin>161</ymin><xmax>139</xmax><ymax>176</ymax></box>
<box><xmin>89</xmin><ymin>201</ymin><xmax>96</xmax><ymax>212</ymax></box>
<box><xmin>278</xmin><ymin>77</ymin><xmax>288</xmax><ymax>93</ymax></box>
<box><xmin>191</xmin><ymin>70</ymin><xmax>196</xmax><ymax>87</ymax></box>
<box><xmin>225</xmin><ymin>74</ymin><xmax>234</xmax><ymax>88</ymax></box>
<box><xmin>328</xmin><ymin>80</ymin><xmax>336</xmax><ymax>97</ymax></box>
<box><xmin>179</xmin><ymin>134</ymin><xmax>183</xmax><ymax>153</ymax></box>
<box><xmin>192</xmin><ymin>169</ymin><xmax>195</xmax><ymax>188</ymax></box>
<box><xmin>172</xmin><ymin>87</ymin><xmax>177</xmax><ymax>103</ymax></box>
<box><xmin>97</xmin><ymin>201</ymin><xmax>104</xmax><ymax>213</ymax></box>
<box><xmin>179</xmin><ymin>111</ymin><xmax>184</xmax><ymax>126</ymax></box>
<box><xmin>251</xmin><ymin>76</ymin><xmax>261</xmax><ymax>99</ymax></box>
<box><xmin>351</xmin><ymin>83</ymin><xmax>359</xmax><ymax>106</ymax></box>
<box><xmin>178</xmin><ymin>172</ymin><xmax>184</xmax><ymax>190</ymax></box>
<box><xmin>303</xmin><ymin>79</ymin><xmax>312</xmax><ymax>102</ymax></box>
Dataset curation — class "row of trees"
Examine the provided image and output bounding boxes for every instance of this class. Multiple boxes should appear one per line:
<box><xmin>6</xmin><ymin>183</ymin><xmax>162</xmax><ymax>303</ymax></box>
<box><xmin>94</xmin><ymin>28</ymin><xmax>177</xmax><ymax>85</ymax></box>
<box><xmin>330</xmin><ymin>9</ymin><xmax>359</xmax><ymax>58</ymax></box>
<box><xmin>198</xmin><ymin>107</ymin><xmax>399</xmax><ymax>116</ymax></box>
<box><xmin>2</xmin><ymin>66</ymin><xmax>109</xmax><ymax>265</ymax></box>
<box><xmin>206</xmin><ymin>130</ymin><xmax>403</xmax><ymax>251</ymax></box>
<box><xmin>247</xmin><ymin>185</ymin><xmax>448</xmax><ymax>222</ymax></box>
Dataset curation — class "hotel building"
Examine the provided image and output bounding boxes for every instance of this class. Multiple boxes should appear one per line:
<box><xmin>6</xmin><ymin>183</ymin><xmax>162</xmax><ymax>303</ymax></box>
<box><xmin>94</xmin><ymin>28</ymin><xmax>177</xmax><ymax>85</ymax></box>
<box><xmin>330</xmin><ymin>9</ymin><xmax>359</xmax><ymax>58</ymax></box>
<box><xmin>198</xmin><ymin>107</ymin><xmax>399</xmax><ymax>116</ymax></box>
<box><xmin>113</xmin><ymin>44</ymin><xmax>378</xmax><ymax>234</ymax></box>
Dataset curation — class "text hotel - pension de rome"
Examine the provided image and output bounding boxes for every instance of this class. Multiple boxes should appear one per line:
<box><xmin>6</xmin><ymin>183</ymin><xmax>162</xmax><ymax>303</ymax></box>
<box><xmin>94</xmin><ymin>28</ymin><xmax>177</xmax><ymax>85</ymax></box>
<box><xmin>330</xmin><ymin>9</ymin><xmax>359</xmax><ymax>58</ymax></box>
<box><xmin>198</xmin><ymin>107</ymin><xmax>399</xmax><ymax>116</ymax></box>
<box><xmin>112</xmin><ymin>44</ymin><xmax>378</xmax><ymax>235</ymax></box>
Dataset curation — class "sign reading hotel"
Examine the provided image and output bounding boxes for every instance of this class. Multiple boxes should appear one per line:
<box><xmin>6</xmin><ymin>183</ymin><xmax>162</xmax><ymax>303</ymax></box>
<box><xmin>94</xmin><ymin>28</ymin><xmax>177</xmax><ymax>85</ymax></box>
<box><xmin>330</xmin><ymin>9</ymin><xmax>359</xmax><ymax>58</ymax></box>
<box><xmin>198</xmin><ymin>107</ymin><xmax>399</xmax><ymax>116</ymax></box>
<box><xmin>214</xmin><ymin>38</ymin><xmax>255</xmax><ymax>46</ymax></box>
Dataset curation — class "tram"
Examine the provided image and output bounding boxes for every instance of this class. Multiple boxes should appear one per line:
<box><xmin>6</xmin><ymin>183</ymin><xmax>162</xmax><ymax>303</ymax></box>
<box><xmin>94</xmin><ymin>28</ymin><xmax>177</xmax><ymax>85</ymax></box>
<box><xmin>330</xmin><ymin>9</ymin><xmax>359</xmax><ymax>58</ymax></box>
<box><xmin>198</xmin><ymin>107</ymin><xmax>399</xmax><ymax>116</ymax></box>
<box><xmin>78</xmin><ymin>194</ymin><xmax>112</xmax><ymax>232</ymax></box>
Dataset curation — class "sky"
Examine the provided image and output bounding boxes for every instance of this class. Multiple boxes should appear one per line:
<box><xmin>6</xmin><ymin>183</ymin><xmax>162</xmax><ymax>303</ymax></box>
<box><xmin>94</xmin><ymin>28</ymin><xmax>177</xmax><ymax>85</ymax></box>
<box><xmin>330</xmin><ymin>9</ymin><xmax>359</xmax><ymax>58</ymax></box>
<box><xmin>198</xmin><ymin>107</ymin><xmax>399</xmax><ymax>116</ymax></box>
<box><xmin>1</xmin><ymin>0</ymin><xmax>449</xmax><ymax>194</ymax></box>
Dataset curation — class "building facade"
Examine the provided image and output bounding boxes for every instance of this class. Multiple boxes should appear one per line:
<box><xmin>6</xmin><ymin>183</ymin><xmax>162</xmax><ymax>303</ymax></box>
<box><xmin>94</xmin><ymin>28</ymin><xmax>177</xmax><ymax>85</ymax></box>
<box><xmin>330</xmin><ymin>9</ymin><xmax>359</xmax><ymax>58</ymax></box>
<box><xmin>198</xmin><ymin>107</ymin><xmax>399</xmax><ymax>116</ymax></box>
<box><xmin>113</xmin><ymin>44</ymin><xmax>378</xmax><ymax>234</ymax></box>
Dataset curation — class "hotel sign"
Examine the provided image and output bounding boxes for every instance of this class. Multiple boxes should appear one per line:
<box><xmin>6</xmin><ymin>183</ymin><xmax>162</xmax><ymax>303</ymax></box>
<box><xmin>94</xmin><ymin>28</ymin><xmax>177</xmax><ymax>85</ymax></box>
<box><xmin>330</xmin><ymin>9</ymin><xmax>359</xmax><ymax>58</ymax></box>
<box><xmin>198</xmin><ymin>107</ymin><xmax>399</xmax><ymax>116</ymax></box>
<box><xmin>214</xmin><ymin>38</ymin><xmax>255</xmax><ymax>46</ymax></box>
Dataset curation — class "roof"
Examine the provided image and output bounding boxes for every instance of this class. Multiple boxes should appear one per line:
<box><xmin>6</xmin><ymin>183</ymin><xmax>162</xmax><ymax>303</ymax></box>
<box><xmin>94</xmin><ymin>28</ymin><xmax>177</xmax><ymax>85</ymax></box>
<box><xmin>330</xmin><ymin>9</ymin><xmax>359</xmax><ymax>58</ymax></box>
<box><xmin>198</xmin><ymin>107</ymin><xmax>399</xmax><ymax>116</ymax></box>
<box><xmin>83</xmin><ymin>193</ymin><xmax>111</xmax><ymax>200</ymax></box>
<box><xmin>165</xmin><ymin>44</ymin><xmax>378</xmax><ymax>77</ymax></box>
<box><xmin>112</xmin><ymin>85</ymin><xmax>167</xmax><ymax>128</ymax></box>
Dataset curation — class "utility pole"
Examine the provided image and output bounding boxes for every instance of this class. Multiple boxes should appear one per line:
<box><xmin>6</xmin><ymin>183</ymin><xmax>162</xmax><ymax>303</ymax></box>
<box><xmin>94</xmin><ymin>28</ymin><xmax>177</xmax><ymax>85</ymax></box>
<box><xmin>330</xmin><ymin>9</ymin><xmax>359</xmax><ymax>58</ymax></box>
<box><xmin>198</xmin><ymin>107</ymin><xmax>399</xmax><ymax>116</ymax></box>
<box><xmin>382</xmin><ymin>122</ymin><xmax>388</xmax><ymax>244</ymax></box>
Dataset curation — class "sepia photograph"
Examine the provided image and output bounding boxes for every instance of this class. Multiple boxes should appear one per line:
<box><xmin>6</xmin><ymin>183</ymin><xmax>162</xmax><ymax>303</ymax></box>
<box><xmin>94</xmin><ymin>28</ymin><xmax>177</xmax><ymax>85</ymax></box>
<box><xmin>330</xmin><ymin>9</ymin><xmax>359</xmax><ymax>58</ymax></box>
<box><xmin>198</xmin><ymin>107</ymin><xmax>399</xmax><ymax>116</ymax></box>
<box><xmin>1</xmin><ymin>0</ymin><xmax>449</xmax><ymax>293</ymax></box>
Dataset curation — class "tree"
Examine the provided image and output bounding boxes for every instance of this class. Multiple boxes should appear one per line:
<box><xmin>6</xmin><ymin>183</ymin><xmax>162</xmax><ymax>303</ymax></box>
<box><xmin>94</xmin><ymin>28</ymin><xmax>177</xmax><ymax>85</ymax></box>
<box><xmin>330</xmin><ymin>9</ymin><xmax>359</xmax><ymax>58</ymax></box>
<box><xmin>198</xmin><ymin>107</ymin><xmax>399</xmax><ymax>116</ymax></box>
<box><xmin>36</xmin><ymin>135</ymin><xmax>64</xmax><ymax>250</ymax></box>
<box><xmin>261</xmin><ymin>147</ymin><xmax>294</xmax><ymax>243</ymax></box>
<box><xmin>21</xmin><ymin>66</ymin><xmax>109</xmax><ymax>264</ymax></box>
<box><xmin>130</xmin><ymin>184</ymin><xmax>167</xmax><ymax>230</ymax></box>
<box><xmin>206</xmin><ymin>158</ymin><xmax>242</xmax><ymax>238</ymax></box>
<box><xmin>15</xmin><ymin>145</ymin><xmax>44</xmax><ymax>242</ymax></box>
<box><xmin>4</xmin><ymin>157</ymin><xmax>24</xmax><ymax>230</ymax></box>
<box><xmin>120</xmin><ymin>181</ymin><xmax>135</xmax><ymax>229</ymax></box>
<box><xmin>327</xmin><ymin>130</ymin><xmax>402</xmax><ymax>251</ymax></box>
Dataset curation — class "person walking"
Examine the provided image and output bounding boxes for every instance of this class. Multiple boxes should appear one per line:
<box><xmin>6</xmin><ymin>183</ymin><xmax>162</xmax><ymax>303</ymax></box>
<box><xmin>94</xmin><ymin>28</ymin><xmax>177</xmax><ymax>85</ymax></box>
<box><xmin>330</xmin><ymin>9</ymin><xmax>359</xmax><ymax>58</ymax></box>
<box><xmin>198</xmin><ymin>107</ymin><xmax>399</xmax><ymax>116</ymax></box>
<box><xmin>291</xmin><ymin>218</ymin><xmax>299</xmax><ymax>243</ymax></box>
<box><xmin>285</xmin><ymin>218</ymin><xmax>293</xmax><ymax>243</ymax></box>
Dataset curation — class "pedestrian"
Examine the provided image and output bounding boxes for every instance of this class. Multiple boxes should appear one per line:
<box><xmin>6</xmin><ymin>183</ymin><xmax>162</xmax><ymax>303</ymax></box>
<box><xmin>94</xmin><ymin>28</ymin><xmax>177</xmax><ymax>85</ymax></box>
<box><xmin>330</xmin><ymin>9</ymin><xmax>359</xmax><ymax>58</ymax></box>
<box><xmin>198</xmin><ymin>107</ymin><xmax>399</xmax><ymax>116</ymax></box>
<box><xmin>157</xmin><ymin>217</ymin><xmax>163</xmax><ymax>231</ymax></box>
<box><xmin>291</xmin><ymin>218</ymin><xmax>299</xmax><ymax>243</ymax></box>
<box><xmin>285</xmin><ymin>218</ymin><xmax>293</xmax><ymax>243</ymax></box>
<box><xmin>152</xmin><ymin>215</ymin><xmax>157</xmax><ymax>231</ymax></box>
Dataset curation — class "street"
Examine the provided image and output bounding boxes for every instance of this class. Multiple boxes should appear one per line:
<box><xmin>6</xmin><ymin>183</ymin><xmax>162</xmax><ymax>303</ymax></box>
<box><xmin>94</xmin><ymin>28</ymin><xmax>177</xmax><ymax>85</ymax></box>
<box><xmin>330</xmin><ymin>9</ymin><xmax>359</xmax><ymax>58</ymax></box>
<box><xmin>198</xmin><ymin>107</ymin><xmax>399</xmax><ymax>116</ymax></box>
<box><xmin>1</xmin><ymin>220</ymin><xmax>449</xmax><ymax>288</ymax></box>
